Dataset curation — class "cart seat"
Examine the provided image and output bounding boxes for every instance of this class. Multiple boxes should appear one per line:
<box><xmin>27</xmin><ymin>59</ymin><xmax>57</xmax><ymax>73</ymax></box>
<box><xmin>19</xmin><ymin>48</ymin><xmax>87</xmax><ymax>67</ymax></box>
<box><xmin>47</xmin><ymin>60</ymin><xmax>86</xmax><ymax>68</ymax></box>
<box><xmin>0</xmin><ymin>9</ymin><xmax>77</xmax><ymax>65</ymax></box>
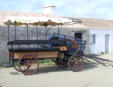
<box><xmin>9</xmin><ymin>48</ymin><xmax>60</xmax><ymax>52</ymax></box>
<box><xmin>8</xmin><ymin>40</ymin><xmax>66</xmax><ymax>45</ymax></box>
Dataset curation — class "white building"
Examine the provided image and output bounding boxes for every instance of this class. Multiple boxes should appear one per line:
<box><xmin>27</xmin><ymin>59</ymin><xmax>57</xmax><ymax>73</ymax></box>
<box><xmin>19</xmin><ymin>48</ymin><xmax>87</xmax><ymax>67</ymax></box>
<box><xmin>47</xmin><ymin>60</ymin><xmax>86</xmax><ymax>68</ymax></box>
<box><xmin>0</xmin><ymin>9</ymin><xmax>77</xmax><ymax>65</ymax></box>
<box><xmin>89</xmin><ymin>29</ymin><xmax>113</xmax><ymax>54</ymax></box>
<box><xmin>0</xmin><ymin>5</ymin><xmax>113</xmax><ymax>55</ymax></box>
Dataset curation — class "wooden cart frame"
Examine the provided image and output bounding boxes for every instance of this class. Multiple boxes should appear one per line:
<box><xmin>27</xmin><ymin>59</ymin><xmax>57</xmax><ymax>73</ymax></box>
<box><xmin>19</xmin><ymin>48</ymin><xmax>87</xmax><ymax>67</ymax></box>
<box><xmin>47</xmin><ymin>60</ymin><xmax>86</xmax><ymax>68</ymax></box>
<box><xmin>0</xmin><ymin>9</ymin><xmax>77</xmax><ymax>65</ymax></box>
<box><xmin>5</xmin><ymin>20</ymin><xmax>86</xmax><ymax>75</ymax></box>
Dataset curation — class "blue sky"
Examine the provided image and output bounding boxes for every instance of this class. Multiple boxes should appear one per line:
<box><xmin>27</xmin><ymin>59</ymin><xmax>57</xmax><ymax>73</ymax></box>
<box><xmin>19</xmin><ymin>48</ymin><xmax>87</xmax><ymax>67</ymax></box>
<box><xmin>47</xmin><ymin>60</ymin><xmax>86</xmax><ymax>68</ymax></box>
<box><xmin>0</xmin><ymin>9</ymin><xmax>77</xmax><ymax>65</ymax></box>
<box><xmin>0</xmin><ymin>0</ymin><xmax>113</xmax><ymax>20</ymax></box>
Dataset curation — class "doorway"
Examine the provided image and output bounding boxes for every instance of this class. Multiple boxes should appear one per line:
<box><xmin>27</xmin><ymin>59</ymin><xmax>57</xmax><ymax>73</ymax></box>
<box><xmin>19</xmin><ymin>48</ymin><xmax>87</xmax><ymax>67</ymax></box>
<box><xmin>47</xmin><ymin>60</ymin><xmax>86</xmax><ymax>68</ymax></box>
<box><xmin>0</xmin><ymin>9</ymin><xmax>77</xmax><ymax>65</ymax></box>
<box><xmin>105</xmin><ymin>34</ymin><xmax>110</xmax><ymax>53</ymax></box>
<box><xmin>75</xmin><ymin>33</ymin><xmax>82</xmax><ymax>40</ymax></box>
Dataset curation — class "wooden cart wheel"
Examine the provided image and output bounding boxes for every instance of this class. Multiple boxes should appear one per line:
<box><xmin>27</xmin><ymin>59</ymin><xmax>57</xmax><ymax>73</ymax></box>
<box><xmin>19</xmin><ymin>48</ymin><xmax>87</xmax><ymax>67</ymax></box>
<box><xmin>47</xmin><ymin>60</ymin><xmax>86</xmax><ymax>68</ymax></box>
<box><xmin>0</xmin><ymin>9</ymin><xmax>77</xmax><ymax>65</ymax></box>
<box><xmin>19</xmin><ymin>55</ymin><xmax>39</xmax><ymax>75</ymax></box>
<box><xmin>68</xmin><ymin>55</ymin><xmax>84</xmax><ymax>72</ymax></box>
<box><xmin>55</xmin><ymin>54</ymin><xmax>68</xmax><ymax>69</ymax></box>
<box><xmin>56</xmin><ymin>59</ymin><xmax>68</xmax><ymax>69</ymax></box>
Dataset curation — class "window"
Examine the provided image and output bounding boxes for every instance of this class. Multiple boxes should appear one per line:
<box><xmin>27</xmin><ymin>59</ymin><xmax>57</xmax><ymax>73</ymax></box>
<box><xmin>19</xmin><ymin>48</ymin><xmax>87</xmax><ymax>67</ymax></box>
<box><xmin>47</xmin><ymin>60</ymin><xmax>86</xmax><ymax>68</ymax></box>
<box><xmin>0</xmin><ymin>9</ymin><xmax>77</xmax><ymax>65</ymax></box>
<box><xmin>90</xmin><ymin>34</ymin><xmax>96</xmax><ymax>44</ymax></box>
<box><xmin>93</xmin><ymin>34</ymin><xmax>96</xmax><ymax>44</ymax></box>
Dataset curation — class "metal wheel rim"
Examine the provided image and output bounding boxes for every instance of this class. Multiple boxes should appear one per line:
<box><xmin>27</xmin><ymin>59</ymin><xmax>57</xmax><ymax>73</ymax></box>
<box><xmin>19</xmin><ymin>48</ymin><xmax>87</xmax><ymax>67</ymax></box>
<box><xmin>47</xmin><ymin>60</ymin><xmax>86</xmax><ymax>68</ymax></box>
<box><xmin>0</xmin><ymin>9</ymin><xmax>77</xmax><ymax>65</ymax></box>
<box><xmin>19</xmin><ymin>55</ymin><xmax>39</xmax><ymax>75</ymax></box>
<box><xmin>56</xmin><ymin>60</ymin><xmax>68</xmax><ymax>68</ymax></box>
<box><xmin>68</xmin><ymin>55</ymin><xmax>84</xmax><ymax>72</ymax></box>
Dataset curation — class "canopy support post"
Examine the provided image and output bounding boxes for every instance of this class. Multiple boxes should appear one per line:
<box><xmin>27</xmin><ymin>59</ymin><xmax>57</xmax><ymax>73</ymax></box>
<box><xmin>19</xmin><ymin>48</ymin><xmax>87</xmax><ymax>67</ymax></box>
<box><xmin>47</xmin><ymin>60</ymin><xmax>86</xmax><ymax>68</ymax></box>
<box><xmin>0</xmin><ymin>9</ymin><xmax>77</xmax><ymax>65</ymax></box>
<box><xmin>26</xmin><ymin>24</ymin><xmax>29</xmax><ymax>40</ymax></box>
<box><xmin>46</xmin><ymin>27</ymin><xmax>51</xmax><ymax>40</ymax></box>
<box><xmin>58</xmin><ymin>25</ymin><xmax>60</xmax><ymax>39</ymax></box>
<box><xmin>14</xmin><ymin>22</ymin><xmax>16</xmax><ymax>40</ymax></box>
<box><xmin>37</xmin><ymin>26</ymin><xmax>38</xmax><ymax>40</ymax></box>
<box><xmin>58</xmin><ymin>25</ymin><xmax>63</xmax><ymax>40</ymax></box>
<box><xmin>8</xmin><ymin>24</ymin><xmax>10</xmax><ymax>41</ymax></box>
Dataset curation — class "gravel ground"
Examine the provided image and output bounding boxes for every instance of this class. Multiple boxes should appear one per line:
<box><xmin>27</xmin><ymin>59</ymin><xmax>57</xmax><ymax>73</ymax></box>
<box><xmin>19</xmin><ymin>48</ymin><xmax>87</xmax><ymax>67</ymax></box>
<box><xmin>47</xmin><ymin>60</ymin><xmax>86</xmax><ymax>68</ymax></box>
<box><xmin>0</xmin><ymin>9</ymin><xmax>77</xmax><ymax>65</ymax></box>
<box><xmin>0</xmin><ymin>54</ymin><xmax>113</xmax><ymax>87</ymax></box>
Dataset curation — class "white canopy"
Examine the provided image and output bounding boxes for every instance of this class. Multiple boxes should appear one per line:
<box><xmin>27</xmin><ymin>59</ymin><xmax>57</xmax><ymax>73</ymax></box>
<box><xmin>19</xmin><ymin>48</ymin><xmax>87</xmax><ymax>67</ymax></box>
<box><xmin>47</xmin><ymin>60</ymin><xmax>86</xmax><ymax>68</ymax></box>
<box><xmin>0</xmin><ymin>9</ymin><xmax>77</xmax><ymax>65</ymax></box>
<box><xmin>5</xmin><ymin>16</ymin><xmax>72</xmax><ymax>24</ymax></box>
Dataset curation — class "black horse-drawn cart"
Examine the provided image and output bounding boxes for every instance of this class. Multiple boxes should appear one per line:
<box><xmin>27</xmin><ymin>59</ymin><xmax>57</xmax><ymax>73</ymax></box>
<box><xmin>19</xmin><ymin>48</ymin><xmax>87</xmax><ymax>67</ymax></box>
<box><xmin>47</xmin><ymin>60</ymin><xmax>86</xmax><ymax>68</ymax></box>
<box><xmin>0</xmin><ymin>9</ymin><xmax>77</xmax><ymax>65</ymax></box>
<box><xmin>5</xmin><ymin>20</ymin><xmax>86</xmax><ymax>75</ymax></box>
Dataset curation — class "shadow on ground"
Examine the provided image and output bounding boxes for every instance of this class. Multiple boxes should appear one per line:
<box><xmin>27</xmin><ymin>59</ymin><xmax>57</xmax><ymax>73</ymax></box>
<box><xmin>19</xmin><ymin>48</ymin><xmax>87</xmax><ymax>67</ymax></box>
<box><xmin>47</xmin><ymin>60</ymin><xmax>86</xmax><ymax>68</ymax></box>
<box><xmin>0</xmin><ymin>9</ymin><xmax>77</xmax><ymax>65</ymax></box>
<box><xmin>36</xmin><ymin>64</ymin><xmax>96</xmax><ymax>75</ymax></box>
<box><xmin>83</xmin><ymin>62</ymin><xmax>98</xmax><ymax>70</ymax></box>
<box><xmin>10</xmin><ymin>62</ymin><xmax>98</xmax><ymax>75</ymax></box>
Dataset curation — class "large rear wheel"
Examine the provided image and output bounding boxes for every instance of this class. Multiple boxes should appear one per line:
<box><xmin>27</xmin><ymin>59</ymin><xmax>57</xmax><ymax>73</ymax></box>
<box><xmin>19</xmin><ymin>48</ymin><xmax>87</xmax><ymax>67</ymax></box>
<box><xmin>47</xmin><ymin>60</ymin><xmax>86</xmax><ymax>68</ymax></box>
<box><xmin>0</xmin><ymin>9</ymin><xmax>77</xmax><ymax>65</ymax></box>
<box><xmin>19</xmin><ymin>55</ymin><xmax>39</xmax><ymax>75</ymax></box>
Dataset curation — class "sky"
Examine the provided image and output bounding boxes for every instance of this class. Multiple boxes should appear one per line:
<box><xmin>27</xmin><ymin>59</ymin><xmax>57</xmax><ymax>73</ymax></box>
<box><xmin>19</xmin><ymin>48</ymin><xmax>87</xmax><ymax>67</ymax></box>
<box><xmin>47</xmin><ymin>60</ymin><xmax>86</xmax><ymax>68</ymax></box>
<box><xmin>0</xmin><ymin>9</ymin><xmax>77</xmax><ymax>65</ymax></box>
<box><xmin>0</xmin><ymin>0</ymin><xmax>113</xmax><ymax>20</ymax></box>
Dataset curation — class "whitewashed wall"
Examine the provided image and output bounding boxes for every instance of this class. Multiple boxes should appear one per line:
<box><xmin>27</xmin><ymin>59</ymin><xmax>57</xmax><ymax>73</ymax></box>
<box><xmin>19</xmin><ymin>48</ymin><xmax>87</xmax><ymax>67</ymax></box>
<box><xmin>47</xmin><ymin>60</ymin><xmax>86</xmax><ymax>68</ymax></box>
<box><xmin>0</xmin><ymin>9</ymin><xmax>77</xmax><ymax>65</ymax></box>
<box><xmin>89</xmin><ymin>29</ymin><xmax>113</xmax><ymax>54</ymax></box>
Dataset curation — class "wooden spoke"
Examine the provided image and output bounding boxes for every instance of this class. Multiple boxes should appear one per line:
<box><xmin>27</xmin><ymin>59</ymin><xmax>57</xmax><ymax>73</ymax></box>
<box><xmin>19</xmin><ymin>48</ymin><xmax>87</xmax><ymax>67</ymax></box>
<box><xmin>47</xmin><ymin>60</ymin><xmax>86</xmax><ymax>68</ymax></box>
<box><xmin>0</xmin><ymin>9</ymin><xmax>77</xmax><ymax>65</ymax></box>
<box><xmin>56</xmin><ymin>60</ymin><xmax>68</xmax><ymax>69</ymax></box>
<box><xmin>56</xmin><ymin>55</ymin><xmax>68</xmax><ymax>69</ymax></box>
<box><xmin>68</xmin><ymin>55</ymin><xmax>84</xmax><ymax>72</ymax></box>
<box><xmin>19</xmin><ymin>55</ymin><xmax>39</xmax><ymax>75</ymax></box>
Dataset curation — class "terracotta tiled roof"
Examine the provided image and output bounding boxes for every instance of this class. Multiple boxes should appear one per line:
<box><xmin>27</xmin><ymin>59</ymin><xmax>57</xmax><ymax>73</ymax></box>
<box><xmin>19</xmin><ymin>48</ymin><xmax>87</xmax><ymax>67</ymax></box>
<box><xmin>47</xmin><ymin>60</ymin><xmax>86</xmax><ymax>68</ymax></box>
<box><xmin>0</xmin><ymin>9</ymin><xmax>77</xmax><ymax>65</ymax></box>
<box><xmin>67</xmin><ymin>18</ymin><xmax>113</xmax><ymax>29</ymax></box>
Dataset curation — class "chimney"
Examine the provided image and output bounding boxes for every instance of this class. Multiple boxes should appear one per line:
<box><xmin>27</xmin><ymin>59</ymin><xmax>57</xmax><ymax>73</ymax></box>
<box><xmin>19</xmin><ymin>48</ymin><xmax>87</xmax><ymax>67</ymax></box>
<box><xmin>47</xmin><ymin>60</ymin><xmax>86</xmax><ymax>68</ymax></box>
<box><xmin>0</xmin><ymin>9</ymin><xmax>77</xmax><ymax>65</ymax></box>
<box><xmin>43</xmin><ymin>4</ymin><xmax>56</xmax><ymax>14</ymax></box>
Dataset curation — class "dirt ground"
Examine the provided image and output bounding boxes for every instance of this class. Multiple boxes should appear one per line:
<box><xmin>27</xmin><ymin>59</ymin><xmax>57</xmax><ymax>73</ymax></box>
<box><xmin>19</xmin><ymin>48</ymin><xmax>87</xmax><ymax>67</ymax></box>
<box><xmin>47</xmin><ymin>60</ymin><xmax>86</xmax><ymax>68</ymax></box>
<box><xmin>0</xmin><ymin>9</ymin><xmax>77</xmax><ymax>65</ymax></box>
<box><xmin>0</xmin><ymin>54</ymin><xmax>113</xmax><ymax>87</ymax></box>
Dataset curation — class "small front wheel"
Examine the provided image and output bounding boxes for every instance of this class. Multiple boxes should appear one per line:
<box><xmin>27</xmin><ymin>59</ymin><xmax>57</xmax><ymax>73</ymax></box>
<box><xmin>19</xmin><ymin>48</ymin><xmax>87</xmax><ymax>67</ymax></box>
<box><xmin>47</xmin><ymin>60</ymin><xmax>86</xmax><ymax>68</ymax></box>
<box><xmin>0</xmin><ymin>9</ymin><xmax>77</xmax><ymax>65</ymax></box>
<box><xmin>68</xmin><ymin>55</ymin><xmax>84</xmax><ymax>72</ymax></box>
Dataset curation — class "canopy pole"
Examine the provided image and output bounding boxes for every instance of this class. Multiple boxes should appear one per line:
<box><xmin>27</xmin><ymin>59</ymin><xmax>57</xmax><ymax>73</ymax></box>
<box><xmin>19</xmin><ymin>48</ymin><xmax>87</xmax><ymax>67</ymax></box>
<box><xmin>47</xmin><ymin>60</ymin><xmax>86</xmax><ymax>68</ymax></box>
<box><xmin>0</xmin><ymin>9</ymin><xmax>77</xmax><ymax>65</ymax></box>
<box><xmin>37</xmin><ymin>26</ymin><xmax>38</xmax><ymax>40</ymax></box>
<box><xmin>25</xmin><ymin>23</ymin><xmax>29</xmax><ymax>40</ymax></box>
<box><xmin>8</xmin><ymin>24</ymin><xmax>10</xmax><ymax>41</ymax></box>
<box><xmin>58</xmin><ymin>25</ymin><xmax>63</xmax><ymax>40</ymax></box>
<box><xmin>45</xmin><ymin>26</ymin><xmax>47</xmax><ymax>40</ymax></box>
<box><xmin>46</xmin><ymin>27</ymin><xmax>51</xmax><ymax>40</ymax></box>
<box><xmin>58</xmin><ymin>25</ymin><xmax>60</xmax><ymax>39</ymax></box>
<box><xmin>14</xmin><ymin>21</ymin><xmax>16</xmax><ymax>40</ymax></box>
<box><xmin>26</xmin><ymin>24</ymin><xmax>29</xmax><ymax>40</ymax></box>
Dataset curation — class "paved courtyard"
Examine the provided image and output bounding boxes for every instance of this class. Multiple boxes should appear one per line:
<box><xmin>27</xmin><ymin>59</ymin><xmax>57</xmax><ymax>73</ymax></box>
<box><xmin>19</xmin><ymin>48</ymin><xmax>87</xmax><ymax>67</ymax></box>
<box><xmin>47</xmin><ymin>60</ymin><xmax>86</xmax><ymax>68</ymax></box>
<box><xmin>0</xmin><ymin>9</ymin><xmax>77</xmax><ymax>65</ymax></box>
<box><xmin>0</xmin><ymin>64</ymin><xmax>113</xmax><ymax>87</ymax></box>
<box><xmin>97</xmin><ymin>53</ymin><xmax>113</xmax><ymax>61</ymax></box>
<box><xmin>0</xmin><ymin>53</ymin><xmax>113</xmax><ymax>87</ymax></box>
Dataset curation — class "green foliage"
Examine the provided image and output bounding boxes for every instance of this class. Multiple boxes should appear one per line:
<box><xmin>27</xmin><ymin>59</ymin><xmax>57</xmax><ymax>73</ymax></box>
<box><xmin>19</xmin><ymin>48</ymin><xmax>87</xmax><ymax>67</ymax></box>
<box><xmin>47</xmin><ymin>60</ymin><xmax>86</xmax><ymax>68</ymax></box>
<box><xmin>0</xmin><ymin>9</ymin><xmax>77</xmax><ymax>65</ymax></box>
<box><xmin>4</xmin><ymin>20</ymin><xmax>14</xmax><ymax>25</ymax></box>
<box><xmin>4</xmin><ymin>19</ymin><xmax>63</xmax><ymax>26</ymax></box>
<box><xmin>39</xmin><ymin>59</ymin><xmax>55</xmax><ymax>66</ymax></box>
<box><xmin>0</xmin><ymin>65</ymin><xmax>4</xmax><ymax>69</ymax></box>
<box><xmin>101</xmin><ymin>52</ymin><xmax>104</xmax><ymax>54</ymax></box>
